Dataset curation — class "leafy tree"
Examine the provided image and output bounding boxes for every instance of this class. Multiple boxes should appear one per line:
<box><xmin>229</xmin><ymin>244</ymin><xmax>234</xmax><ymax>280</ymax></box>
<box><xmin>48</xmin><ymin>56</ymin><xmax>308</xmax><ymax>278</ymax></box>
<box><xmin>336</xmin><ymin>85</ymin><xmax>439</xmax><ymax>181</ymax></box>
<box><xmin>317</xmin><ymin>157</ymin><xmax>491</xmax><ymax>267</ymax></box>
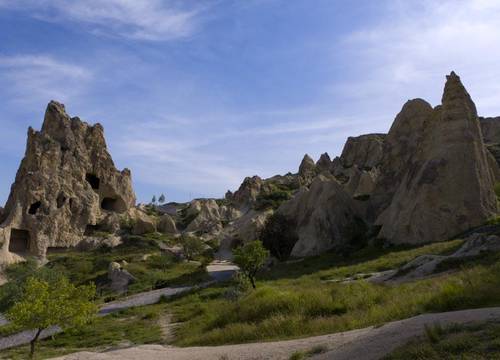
<box><xmin>7</xmin><ymin>277</ymin><xmax>97</xmax><ymax>359</ymax></box>
<box><xmin>233</xmin><ymin>240</ymin><xmax>269</xmax><ymax>289</ymax></box>
<box><xmin>180</xmin><ymin>234</ymin><xmax>205</xmax><ymax>261</ymax></box>
<box><xmin>158</xmin><ymin>194</ymin><xmax>166</xmax><ymax>204</ymax></box>
<box><xmin>151</xmin><ymin>195</ymin><xmax>157</xmax><ymax>205</ymax></box>
<box><xmin>261</xmin><ymin>213</ymin><xmax>299</xmax><ymax>261</ymax></box>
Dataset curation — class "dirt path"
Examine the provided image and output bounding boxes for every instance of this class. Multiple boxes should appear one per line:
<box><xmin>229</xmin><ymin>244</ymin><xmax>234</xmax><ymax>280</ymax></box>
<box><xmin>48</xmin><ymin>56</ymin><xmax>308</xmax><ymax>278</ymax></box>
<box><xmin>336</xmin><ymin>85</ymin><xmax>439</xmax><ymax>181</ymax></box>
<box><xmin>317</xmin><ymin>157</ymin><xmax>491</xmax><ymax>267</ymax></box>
<box><xmin>52</xmin><ymin>307</ymin><xmax>500</xmax><ymax>360</ymax></box>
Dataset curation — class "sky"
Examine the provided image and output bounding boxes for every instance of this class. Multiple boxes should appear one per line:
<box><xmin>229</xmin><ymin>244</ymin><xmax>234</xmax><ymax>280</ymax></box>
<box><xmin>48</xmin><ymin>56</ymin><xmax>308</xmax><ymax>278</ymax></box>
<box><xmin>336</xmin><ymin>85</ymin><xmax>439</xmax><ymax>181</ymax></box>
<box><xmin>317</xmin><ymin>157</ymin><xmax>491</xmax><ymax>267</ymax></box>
<box><xmin>1</xmin><ymin>0</ymin><xmax>500</xmax><ymax>205</ymax></box>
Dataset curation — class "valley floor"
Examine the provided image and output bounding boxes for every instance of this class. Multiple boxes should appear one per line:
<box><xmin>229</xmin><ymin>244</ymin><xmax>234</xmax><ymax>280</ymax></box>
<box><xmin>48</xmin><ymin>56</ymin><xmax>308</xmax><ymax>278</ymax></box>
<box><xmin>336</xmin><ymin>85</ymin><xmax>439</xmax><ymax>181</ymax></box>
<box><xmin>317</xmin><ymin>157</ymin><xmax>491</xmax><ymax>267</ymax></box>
<box><xmin>51</xmin><ymin>307</ymin><xmax>500</xmax><ymax>360</ymax></box>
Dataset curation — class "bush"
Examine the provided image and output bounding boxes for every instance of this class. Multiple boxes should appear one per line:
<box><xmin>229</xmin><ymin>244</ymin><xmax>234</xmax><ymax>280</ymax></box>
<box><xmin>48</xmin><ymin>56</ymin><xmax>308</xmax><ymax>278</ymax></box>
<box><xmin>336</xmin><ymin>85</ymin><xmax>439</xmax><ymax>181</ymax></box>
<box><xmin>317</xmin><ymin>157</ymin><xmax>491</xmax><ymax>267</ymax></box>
<box><xmin>261</xmin><ymin>213</ymin><xmax>299</xmax><ymax>261</ymax></box>
<box><xmin>254</xmin><ymin>189</ymin><xmax>291</xmax><ymax>211</ymax></box>
<box><xmin>180</xmin><ymin>234</ymin><xmax>205</xmax><ymax>261</ymax></box>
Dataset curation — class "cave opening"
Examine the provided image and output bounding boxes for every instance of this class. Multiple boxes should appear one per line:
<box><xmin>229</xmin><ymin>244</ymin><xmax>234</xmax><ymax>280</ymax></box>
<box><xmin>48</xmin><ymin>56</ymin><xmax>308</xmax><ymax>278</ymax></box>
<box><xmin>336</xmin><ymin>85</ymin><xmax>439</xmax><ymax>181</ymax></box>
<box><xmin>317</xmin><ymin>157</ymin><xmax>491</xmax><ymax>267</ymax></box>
<box><xmin>57</xmin><ymin>192</ymin><xmax>67</xmax><ymax>208</ymax></box>
<box><xmin>85</xmin><ymin>174</ymin><xmax>100</xmax><ymax>190</ymax></box>
<box><xmin>101</xmin><ymin>197</ymin><xmax>126</xmax><ymax>213</ymax></box>
<box><xmin>28</xmin><ymin>201</ymin><xmax>41</xmax><ymax>215</ymax></box>
<box><xmin>9</xmin><ymin>229</ymin><xmax>30</xmax><ymax>253</ymax></box>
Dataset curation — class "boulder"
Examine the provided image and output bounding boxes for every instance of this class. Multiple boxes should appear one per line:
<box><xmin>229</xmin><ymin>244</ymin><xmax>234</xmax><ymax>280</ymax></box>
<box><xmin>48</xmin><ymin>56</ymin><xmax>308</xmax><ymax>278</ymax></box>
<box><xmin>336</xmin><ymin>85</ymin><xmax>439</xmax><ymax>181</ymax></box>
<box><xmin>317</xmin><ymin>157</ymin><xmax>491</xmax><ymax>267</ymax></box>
<box><xmin>0</xmin><ymin>101</ymin><xmax>135</xmax><ymax>265</ymax></box>
<box><xmin>278</xmin><ymin>174</ymin><xmax>363</xmax><ymax>257</ymax></box>
<box><xmin>108</xmin><ymin>261</ymin><xmax>135</xmax><ymax>293</ymax></box>
<box><xmin>129</xmin><ymin>208</ymin><xmax>157</xmax><ymax>235</ymax></box>
<box><xmin>158</xmin><ymin>214</ymin><xmax>177</xmax><ymax>234</ymax></box>
<box><xmin>374</xmin><ymin>72</ymin><xmax>497</xmax><ymax>244</ymax></box>
<box><xmin>389</xmin><ymin>233</ymin><xmax>500</xmax><ymax>283</ymax></box>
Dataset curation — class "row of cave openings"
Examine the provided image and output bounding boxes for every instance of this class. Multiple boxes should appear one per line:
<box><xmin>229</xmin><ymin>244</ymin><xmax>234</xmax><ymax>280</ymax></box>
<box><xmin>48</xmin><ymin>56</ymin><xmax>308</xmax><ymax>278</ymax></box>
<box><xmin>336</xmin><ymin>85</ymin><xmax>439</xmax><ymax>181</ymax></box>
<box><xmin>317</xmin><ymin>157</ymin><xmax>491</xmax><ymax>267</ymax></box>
<box><xmin>26</xmin><ymin>173</ymin><xmax>126</xmax><ymax>216</ymax></box>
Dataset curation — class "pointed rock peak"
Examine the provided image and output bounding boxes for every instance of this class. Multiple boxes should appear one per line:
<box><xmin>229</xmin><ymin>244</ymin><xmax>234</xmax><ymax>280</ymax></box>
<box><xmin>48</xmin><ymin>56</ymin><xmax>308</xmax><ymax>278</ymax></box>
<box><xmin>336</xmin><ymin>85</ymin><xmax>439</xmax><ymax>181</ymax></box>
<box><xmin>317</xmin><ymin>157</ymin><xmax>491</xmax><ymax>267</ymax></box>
<box><xmin>301</xmin><ymin>154</ymin><xmax>314</xmax><ymax>164</ymax></box>
<box><xmin>299</xmin><ymin>154</ymin><xmax>316</xmax><ymax>176</ymax></box>
<box><xmin>441</xmin><ymin>71</ymin><xmax>477</xmax><ymax>116</ymax></box>
<box><xmin>41</xmin><ymin>100</ymin><xmax>72</xmax><ymax>135</ymax></box>
<box><xmin>316</xmin><ymin>152</ymin><xmax>332</xmax><ymax>171</ymax></box>
<box><xmin>318</xmin><ymin>152</ymin><xmax>331</xmax><ymax>163</ymax></box>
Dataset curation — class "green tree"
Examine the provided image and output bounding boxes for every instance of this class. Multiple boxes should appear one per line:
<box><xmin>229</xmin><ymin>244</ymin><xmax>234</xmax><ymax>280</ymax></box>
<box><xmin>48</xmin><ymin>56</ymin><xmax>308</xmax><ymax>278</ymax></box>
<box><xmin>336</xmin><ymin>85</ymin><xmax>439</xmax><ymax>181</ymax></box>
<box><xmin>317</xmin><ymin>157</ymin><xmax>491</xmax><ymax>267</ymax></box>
<box><xmin>158</xmin><ymin>194</ymin><xmax>166</xmax><ymax>204</ymax></box>
<box><xmin>7</xmin><ymin>277</ymin><xmax>97</xmax><ymax>359</ymax></box>
<box><xmin>233</xmin><ymin>240</ymin><xmax>269</xmax><ymax>289</ymax></box>
<box><xmin>151</xmin><ymin>195</ymin><xmax>157</xmax><ymax>204</ymax></box>
<box><xmin>180</xmin><ymin>234</ymin><xmax>205</xmax><ymax>261</ymax></box>
<box><xmin>261</xmin><ymin>213</ymin><xmax>299</xmax><ymax>261</ymax></box>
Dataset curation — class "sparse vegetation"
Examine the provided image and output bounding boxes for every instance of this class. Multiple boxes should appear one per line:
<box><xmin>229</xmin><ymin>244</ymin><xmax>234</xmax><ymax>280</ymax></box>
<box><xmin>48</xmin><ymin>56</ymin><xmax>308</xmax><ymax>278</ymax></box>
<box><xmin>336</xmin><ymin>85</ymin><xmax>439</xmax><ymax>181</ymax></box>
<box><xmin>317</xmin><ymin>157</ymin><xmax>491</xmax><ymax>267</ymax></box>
<box><xmin>179</xmin><ymin>234</ymin><xmax>205</xmax><ymax>261</ymax></box>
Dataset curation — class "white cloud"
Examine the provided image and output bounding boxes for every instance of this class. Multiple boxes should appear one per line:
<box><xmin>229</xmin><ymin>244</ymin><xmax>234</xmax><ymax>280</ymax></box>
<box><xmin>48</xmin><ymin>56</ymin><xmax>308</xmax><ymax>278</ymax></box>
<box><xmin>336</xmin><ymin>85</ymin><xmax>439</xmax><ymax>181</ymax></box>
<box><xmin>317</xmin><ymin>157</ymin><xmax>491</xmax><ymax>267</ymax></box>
<box><xmin>0</xmin><ymin>0</ymin><xmax>206</xmax><ymax>41</ymax></box>
<box><xmin>0</xmin><ymin>54</ymin><xmax>92</xmax><ymax>104</ymax></box>
<box><xmin>336</xmin><ymin>0</ymin><xmax>500</xmax><ymax>117</ymax></box>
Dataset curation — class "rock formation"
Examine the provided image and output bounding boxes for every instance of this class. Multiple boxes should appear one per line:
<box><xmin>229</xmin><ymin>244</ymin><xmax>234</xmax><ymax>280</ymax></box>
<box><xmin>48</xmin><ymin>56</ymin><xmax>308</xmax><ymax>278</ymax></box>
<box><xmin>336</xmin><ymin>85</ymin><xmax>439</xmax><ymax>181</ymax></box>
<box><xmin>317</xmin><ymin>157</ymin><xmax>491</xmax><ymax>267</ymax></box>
<box><xmin>316</xmin><ymin>153</ymin><xmax>332</xmax><ymax>173</ymax></box>
<box><xmin>278</xmin><ymin>174</ymin><xmax>363</xmax><ymax>257</ymax></box>
<box><xmin>374</xmin><ymin>72</ymin><xmax>497</xmax><ymax>244</ymax></box>
<box><xmin>0</xmin><ymin>101</ymin><xmax>136</xmax><ymax>266</ymax></box>
<box><xmin>339</xmin><ymin>134</ymin><xmax>385</xmax><ymax>170</ymax></box>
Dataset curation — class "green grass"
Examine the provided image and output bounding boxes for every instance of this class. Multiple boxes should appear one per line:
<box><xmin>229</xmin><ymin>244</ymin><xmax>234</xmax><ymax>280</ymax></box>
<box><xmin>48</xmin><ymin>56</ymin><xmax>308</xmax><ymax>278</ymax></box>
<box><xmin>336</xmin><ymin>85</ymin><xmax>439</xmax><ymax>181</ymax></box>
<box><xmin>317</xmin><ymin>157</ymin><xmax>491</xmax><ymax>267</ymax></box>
<box><xmin>385</xmin><ymin>321</ymin><xmax>500</xmax><ymax>359</ymax></box>
<box><xmin>44</xmin><ymin>233</ymin><xmax>210</xmax><ymax>298</ymax></box>
<box><xmin>2</xmin><ymin>236</ymin><xmax>499</xmax><ymax>358</ymax></box>
<box><xmin>0</xmin><ymin>304</ymin><xmax>166</xmax><ymax>359</ymax></box>
<box><xmin>163</xmin><ymin>239</ymin><xmax>500</xmax><ymax>346</ymax></box>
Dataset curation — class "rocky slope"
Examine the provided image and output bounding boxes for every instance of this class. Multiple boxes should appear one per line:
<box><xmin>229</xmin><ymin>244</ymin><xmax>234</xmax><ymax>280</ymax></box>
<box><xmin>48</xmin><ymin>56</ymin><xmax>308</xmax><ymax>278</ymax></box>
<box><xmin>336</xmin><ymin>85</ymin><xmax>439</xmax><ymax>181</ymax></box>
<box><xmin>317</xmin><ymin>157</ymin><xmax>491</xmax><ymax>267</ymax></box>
<box><xmin>181</xmin><ymin>72</ymin><xmax>500</xmax><ymax>257</ymax></box>
<box><xmin>0</xmin><ymin>101</ymin><xmax>136</xmax><ymax>266</ymax></box>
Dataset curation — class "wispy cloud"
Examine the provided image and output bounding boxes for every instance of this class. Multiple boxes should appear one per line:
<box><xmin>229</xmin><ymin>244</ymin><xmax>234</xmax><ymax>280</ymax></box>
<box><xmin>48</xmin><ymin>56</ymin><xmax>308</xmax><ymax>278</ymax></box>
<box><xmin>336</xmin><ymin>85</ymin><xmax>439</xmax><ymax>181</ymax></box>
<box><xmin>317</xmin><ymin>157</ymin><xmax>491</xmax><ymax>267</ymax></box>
<box><xmin>0</xmin><ymin>54</ymin><xmax>92</xmax><ymax>104</ymax></box>
<box><xmin>0</xmin><ymin>0</ymin><xmax>208</xmax><ymax>41</ymax></box>
<box><xmin>336</xmin><ymin>0</ymin><xmax>500</xmax><ymax>116</ymax></box>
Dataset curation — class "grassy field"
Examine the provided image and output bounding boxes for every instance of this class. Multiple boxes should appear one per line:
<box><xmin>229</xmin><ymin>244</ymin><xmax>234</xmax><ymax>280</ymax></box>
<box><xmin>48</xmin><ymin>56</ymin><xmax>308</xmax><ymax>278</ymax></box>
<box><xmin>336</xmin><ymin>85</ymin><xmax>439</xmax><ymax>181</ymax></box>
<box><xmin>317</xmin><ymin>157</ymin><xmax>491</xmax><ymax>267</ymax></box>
<box><xmin>385</xmin><ymin>321</ymin><xmax>500</xmax><ymax>359</ymax></box>
<box><xmin>3</xmin><ymin>237</ymin><xmax>500</xmax><ymax>359</ymax></box>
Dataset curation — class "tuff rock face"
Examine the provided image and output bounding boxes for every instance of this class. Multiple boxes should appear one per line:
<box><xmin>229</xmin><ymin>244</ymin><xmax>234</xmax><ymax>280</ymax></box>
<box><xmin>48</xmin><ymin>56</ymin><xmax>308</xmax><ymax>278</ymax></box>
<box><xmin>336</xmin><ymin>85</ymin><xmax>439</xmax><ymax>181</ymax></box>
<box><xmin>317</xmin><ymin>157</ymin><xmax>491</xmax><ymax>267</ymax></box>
<box><xmin>278</xmin><ymin>174</ymin><xmax>363</xmax><ymax>257</ymax></box>
<box><xmin>339</xmin><ymin>134</ymin><xmax>385</xmax><ymax>170</ymax></box>
<box><xmin>0</xmin><ymin>101</ymin><xmax>136</xmax><ymax>265</ymax></box>
<box><xmin>374</xmin><ymin>72</ymin><xmax>497</xmax><ymax>244</ymax></box>
<box><xmin>298</xmin><ymin>154</ymin><xmax>316</xmax><ymax>185</ymax></box>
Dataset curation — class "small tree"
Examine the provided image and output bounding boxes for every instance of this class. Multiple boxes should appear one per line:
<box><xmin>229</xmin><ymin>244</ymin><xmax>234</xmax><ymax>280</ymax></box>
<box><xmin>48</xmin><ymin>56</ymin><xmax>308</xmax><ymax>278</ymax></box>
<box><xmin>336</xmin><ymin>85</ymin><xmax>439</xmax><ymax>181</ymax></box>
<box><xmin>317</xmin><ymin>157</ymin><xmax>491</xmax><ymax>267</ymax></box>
<box><xmin>233</xmin><ymin>240</ymin><xmax>269</xmax><ymax>289</ymax></box>
<box><xmin>180</xmin><ymin>234</ymin><xmax>205</xmax><ymax>261</ymax></box>
<box><xmin>7</xmin><ymin>277</ymin><xmax>97</xmax><ymax>359</ymax></box>
<box><xmin>158</xmin><ymin>194</ymin><xmax>166</xmax><ymax>204</ymax></box>
<box><xmin>261</xmin><ymin>213</ymin><xmax>299</xmax><ymax>261</ymax></box>
<box><xmin>151</xmin><ymin>195</ymin><xmax>157</xmax><ymax>205</ymax></box>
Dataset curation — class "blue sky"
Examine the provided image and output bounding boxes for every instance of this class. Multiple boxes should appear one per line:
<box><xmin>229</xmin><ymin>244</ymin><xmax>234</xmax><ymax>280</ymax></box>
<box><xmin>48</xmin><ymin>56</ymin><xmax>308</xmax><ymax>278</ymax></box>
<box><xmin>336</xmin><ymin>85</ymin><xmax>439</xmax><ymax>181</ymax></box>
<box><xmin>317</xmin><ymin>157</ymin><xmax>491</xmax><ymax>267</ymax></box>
<box><xmin>1</xmin><ymin>0</ymin><xmax>500</xmax><ymax>205</ymax></box>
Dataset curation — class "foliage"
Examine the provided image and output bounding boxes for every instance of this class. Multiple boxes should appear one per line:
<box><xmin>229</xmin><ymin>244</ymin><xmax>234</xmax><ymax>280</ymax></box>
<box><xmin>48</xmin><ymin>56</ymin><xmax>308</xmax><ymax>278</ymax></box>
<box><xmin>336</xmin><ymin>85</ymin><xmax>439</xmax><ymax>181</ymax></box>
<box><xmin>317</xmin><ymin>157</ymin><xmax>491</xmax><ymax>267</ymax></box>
<box><xmin>0</xmin><ymin>258</ymin><xmax>64</xmax><ymax>312</ymax></box>
<box><xmin>7</xmin><ymin>277</ymin><xmax>97</xmax><ymax>358</ymax></box>
<box><xmin>158</xmin><ymin>194</ymin><xmax>166</xmax><ymax>204</ymax></box>
<box><xmin>261</xmin><ymin>213</ymin><xmax>299</xmax><ymax>261</ymax></box>
<box><xmin>151</xmin><ymin>195</ymin><xmax>156</xmax><ymax>204</ymax></box>
<box><xmin>233</xmin><ymin>241</ymin><xmax>269</xmax><ymax>288</ymax></box>
<box><xmin>179</xmin><ymin>234</ymin><xmax>205</xmax><ymax>261</ymax></box>
<box><xmin>254</xmin><ymin>186</ymin><xmax>292</xmax><ymax>211</ymax></box>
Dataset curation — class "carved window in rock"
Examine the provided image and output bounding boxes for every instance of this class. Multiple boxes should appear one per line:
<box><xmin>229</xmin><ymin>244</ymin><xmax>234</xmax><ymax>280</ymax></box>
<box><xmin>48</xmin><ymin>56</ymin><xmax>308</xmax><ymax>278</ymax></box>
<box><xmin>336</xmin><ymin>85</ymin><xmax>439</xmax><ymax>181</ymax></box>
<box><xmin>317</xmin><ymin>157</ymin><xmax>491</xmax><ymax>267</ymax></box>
<box><xmin>9</xmin><ymin>229</ymin><xmax>30</xmax><ymax>253</ymax></box>
<box><xmin>85</xmin><ymin>174</ymin><xmax>100</xmax><ymax>190</ymax></box>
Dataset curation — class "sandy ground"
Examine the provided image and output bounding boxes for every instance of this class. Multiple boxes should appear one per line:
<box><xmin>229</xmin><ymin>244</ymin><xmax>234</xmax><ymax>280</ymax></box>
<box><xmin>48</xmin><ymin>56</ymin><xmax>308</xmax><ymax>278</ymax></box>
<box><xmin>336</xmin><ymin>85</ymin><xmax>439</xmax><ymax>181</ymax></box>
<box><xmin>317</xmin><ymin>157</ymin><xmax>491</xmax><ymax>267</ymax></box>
<box><xmin>52</xmin><ymin>307</ymin><xmax>500</xmax><ymax>360</ymax></box>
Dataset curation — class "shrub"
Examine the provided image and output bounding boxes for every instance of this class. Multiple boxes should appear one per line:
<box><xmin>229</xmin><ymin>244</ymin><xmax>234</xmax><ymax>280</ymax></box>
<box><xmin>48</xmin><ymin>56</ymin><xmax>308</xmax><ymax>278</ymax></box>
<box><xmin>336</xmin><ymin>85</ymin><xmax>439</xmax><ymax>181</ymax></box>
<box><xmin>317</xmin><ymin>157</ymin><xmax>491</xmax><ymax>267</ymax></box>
<box><xmin>233</xmin><ymin>241</ymin><xmax>269</xmax><ymax>289</ymax></box>
<box><xmin>254</xmin><ymin>188</ymin><xmax>291</xmax><ymax>210</ymax></box>
<box><xmin>261</xmin><ymin>213</ymin><xmax>299</xmax><ymax>261</ymax></box>
<box><xmin>180</xmin><ymin>234</ymin><xmax>205</xmax><ymax>261</ymax></box>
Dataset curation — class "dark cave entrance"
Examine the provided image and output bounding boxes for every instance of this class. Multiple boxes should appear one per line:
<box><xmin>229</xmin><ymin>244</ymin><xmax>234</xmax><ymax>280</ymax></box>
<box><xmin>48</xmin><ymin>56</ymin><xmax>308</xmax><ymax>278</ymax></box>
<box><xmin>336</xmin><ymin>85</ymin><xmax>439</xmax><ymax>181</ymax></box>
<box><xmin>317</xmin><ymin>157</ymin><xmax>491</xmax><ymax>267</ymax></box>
<box><xmin>57</xmin><ymin>192</ymin><xmax>67</xmax><ymax>208</ymax></box>
<box><xmin>28</xmin><ymin>201</ymin><xmax>41</xmax><ymax>215</ymax></box>
<box><xmin>85</xmin><ymin>173</ymin><xmax>100</xmax><ymax>190</ymax></box>
<box><xmin>9</xmin><ymin>229</ymin><xmax>30</xmax><ymax>253</ymax></box>
<box><xmin>101</xmin><ymin>197</ymin><xmax>126</xmax><ymax>213</ymax></box>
